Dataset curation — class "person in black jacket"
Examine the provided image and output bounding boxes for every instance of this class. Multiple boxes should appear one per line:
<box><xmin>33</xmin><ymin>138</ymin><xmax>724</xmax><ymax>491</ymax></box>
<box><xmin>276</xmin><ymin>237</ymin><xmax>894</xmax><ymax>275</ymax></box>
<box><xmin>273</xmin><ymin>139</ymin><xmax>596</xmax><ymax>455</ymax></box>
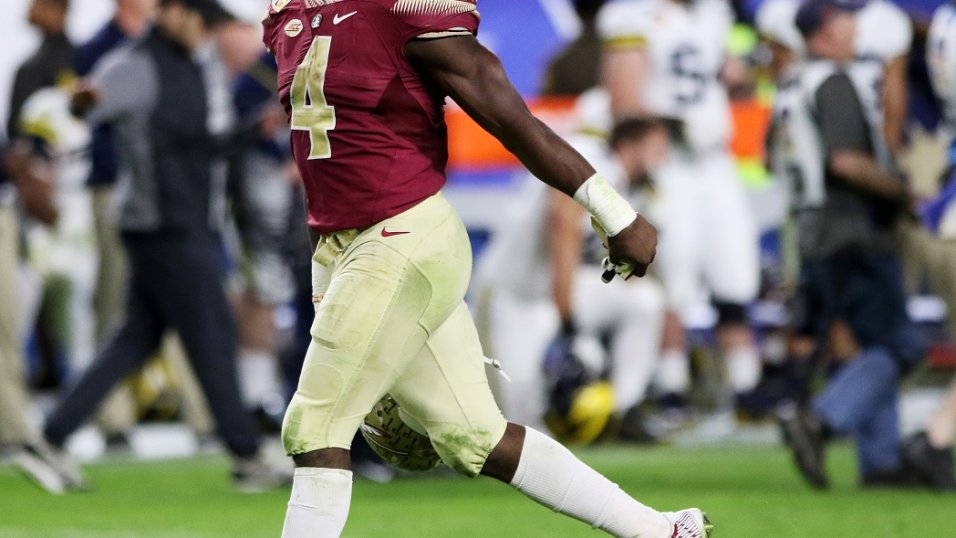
<box><xmin>37</xmin><ymin>0</ymin><xmax>290</xmax><ymax>493</ymax></box>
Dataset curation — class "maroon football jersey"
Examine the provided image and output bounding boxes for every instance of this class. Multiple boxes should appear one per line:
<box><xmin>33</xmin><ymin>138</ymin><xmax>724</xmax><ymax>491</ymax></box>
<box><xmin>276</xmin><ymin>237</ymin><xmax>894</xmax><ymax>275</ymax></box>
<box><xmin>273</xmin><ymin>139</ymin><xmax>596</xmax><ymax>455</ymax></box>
<box><xmin>263</xmin><ymin>0</ymin><xmax>480</xmax><ymax>234</ymax></box>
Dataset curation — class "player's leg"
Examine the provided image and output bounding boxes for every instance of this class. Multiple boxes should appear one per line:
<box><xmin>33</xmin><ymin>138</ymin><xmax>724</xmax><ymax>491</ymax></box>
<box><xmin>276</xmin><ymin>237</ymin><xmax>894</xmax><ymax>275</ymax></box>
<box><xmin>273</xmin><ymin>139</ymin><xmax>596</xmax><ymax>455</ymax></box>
<box><xmin>233</xmin><ymin>157</ymin><xmax>296</xmax><ymax>421</ymax></box>
<box><xmin>700</xmin><ymin>154</ymin><xmax>762</xmax><ymax>397</ymax></box>
<box><xmin>392</xmin><ymin>303</ymin><xmax>698</xmax><ymax>538</ymax></box>
<box><xmin>484</xmin><ymin>290</ymin><xmax>557</xmax><ymax>429</ymax></box>
<box><xmin>573</xmin><ymin>267</ymin><xmax>666</xmax><ymax>434</ymax></box>
<box><xmin>281</xmin><ymin>194</ymin><xmax>474</xmax><ymax>537</ymax></box>
<box><xmin>650</xmin><ymin>157</ymin><xmax>701</xmax><ymax>404</ymax></box>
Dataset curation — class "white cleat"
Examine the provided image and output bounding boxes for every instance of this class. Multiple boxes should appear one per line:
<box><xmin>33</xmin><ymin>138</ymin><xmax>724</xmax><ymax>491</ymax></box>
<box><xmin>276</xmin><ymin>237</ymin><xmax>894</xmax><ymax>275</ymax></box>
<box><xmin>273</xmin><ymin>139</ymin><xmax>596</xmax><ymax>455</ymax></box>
<box><xmin>10</xmin><ymin>443</ymin><xmax>67</xmax><ymax>495</ymax></box>
<box><xmin>663</xmin><ymin>508</ymin><xmax>713</xmax><ymax>538</ymax></box>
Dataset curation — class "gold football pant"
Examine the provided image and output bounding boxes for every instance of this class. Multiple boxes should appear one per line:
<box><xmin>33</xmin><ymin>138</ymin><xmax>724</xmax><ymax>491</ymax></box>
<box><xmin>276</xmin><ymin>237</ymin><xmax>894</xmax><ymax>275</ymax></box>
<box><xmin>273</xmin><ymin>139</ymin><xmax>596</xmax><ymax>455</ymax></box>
<box><xmin>282</xmin><ymin>193</ymin><xmax>507</xmax><ymax>476</ymax></box>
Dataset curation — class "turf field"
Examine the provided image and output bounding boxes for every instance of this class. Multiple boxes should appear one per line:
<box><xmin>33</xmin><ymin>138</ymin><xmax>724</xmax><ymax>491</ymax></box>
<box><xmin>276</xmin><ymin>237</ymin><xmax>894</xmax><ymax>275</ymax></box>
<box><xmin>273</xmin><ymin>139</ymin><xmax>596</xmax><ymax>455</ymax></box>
<box><xmin>0</xmin><ymin>443</ymin><xmax>952</xmax><ymax>537</ymax></box>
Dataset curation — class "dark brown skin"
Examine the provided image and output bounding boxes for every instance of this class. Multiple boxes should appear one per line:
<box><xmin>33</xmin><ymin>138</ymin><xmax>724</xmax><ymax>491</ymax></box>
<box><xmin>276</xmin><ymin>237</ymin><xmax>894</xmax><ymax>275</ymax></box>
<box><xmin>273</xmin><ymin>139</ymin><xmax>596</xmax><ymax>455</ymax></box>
<box><xmin>293</xmin><ymin>35</ymin><xmax>657</xmax><ymax>480</ymax></box>
<box><xmin>3</xmin><ymin>140</ymin><xmax>59</xmax><ymax>226</ymax></box>
<box><xmin>406</xmin><ymin>35</ymin><xmax>657</xmax><ymax>277</ymax></box>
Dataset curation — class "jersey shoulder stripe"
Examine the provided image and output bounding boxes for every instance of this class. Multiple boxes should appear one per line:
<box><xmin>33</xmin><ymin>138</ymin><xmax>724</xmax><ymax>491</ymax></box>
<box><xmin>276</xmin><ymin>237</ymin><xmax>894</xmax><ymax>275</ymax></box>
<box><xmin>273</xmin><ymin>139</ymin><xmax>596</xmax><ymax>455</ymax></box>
<box><xmin>391</xmin><ymin>0</ymin><xmax>478</xmax><ymax>18</ymax></box>
<box><xmin>604</xmin><ymin>35</ymin><xmax>647</xmax><ymax>50</ymax></box>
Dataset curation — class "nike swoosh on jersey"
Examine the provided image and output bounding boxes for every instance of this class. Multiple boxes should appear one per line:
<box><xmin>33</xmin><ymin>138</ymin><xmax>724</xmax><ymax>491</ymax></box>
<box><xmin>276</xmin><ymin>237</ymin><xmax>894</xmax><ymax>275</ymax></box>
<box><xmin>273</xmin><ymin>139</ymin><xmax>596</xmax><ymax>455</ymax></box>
<box><xmin>381</xmin><ymin>227</ymin><xmax>411</xmax><ymax>237</ymax></box>
<box><xmin>333</xmin><ymin>11</ymin><xmax>358</xmax><ymax>24</ymax></box>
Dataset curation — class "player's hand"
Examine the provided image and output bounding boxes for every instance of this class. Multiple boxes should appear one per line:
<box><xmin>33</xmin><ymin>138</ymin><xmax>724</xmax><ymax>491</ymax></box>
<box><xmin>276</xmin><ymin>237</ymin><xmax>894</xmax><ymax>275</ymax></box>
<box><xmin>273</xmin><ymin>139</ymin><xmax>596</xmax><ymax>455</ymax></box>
<box><xmin>69</xmin><ymin>81</ymin><xmax>99</xmax><ymax>117</ymax></box>
<box><xmin>602</xmin><ymin>214</ymin><xmax>657</xmax><ymax>280</ymax></box>
<box><xmin>13</xmin><ymin>161</ymin><xmax>59</xmax><ymax>226</ymax></box>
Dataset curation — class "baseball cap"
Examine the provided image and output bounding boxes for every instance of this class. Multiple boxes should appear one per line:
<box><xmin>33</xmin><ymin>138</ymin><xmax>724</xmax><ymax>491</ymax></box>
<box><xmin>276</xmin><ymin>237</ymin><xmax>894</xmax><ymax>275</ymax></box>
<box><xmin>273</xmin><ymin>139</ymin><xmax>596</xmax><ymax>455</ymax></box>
<box><xmin>160</xmin><ymin>0</ymin><xmax>236</xmax><ymax>26</ymax></box>
<box><xmin>794</xmin><ymin>0</ymin><xmax>866</xmax><ymax>37</ymax></box>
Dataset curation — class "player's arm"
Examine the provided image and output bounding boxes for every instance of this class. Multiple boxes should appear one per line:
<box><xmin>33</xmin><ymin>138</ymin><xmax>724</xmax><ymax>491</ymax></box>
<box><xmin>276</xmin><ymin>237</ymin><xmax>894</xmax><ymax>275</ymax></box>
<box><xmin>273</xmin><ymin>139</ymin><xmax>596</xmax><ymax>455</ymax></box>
<box><xmin>548</xmin><ymin>190</ymin><xmax>585</xmax><ymax>327</ymax></box>
<box><xmin>406</xmin><ymin>35</ymin><xmax>656</xmax><ymax>277</ymax></box>
<box><xmin>882</xmin><ymin>53</ymin><xmax>908</xmax><ymax>155</ymax></box>
<box><xmin>602</xmin><ymin>46</ymin><xmax>652</xmax><ymax>120</ymax></box>
<box><xmin>407</xmin><ymin>36</ymin><xmax>592</xmax><ymax>196</ymax></box>
<box><xmin>3</xmin><ymin>140</ymin><xmax>59</xmax><ymax>226</ymax></box>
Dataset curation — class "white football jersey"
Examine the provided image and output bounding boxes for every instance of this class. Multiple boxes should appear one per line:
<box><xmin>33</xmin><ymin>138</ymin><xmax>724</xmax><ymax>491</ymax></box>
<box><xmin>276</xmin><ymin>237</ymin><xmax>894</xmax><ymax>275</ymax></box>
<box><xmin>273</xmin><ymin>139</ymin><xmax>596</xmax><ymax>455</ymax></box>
<box><xmin>18</xmin><ymin>88</ymin><xmax>93</xmax><ymax>234</ymax></box>
<box><xmin>855</xmin><ymin>0</ymin><xmax>912</xmax><ymax>63</ymax></box>
<box><xmin>598</xmin><ymin>0</ymin><xmax>734</xmax><ymax>152</ymax></box>
<box><xmin>475</xmin><ymin>134</ymin><xmax>626</xmax><ymax>299</ymax></box>
<box><xmin>769</xmin><ymin>59</ymin><xmax>887</xmax><ymax>210</ymax></box>
<box><xmin>928</xmin><ymin>4</ymin><xmax>956</xmax><ymax>125</ymax></box>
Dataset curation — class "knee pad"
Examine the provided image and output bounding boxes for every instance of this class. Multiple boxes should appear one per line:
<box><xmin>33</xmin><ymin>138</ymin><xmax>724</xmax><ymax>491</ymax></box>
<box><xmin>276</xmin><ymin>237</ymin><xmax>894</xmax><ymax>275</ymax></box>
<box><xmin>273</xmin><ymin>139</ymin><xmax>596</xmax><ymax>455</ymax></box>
<box><xmin>712</xmin><ymin>300</ymin><xmax>747</xmax><ymax>325</ymax></box>
<box><xmin>427</xmin><ymin>420</ymin><xmax>508</xmax><ymax>478</ymax></box>
<box><xmin>281</xmin><ymin>396</ymin><xmax>313</xmax><ymax>456</ymax></box>
<box><xmin>280</xmin><ymin>393</ymin><xmax>351</xmax><ymax>456</ymax></box>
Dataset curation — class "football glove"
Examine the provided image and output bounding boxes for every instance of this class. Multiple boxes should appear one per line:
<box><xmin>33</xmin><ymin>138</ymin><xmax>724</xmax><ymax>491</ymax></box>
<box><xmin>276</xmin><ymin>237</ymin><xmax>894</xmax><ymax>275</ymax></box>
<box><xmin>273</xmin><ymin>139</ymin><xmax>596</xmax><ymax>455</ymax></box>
<box><xmin>591</xmin><ymin>217</ymin><xmax>636</xmax><ymax>282</ymax></box>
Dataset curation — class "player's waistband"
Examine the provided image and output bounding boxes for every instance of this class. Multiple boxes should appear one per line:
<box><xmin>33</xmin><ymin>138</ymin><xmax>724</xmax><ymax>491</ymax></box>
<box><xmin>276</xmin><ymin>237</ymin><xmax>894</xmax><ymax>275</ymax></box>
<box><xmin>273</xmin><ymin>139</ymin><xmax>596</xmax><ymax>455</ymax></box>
<box><xmin>312</xmin><ymin>192</ymin><xmax>451</xmax><ymax>266</ymax></box>
<box><xmin>313</xmin><ymin>228</ymin><xmax>361</xmax><ymax>266</ymax></box>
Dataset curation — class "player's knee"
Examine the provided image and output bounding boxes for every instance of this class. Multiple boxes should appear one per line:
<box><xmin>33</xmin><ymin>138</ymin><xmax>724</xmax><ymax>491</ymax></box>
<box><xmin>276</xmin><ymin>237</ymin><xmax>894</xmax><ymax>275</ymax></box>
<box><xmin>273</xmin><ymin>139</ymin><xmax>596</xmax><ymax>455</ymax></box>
<box><xmin>281</xmin><ymin>394</ymin><xmax>336</xmax><ymax>456</ymax></box>
<box><xmin>429</xmin><ymin>425</ymin><xmax>503</xmax><ymax>478</ymax></box>
<box><xmin>713</xmin><ymin>300</ymin><xmax>747</xmax><ymax>325</ymax></box>
<box><xmin>281</xmin><ymin>397</ymin><xmax>308</xmax><ymax>455</ymax></box>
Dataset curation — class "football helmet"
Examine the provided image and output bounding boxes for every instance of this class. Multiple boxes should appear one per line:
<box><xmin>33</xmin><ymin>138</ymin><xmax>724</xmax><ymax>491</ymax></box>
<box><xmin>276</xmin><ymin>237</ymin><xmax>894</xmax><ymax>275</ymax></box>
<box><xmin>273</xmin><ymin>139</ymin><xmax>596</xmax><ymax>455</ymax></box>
<box><xmin>360</xmin><ymin>395</ymin><xmax>441</xmax><ymax>472</ymax></box>
<box><xmin>541</xmin><ymin>331</ymin><xmax>615</xmax><ymax>444</ymax></box>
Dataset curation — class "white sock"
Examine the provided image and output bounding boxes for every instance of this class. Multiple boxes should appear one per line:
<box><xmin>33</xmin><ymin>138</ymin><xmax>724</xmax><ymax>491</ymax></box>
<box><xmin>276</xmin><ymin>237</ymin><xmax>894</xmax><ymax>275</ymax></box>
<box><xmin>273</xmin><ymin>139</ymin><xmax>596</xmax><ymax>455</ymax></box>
<box><xmin>281</xmin><ymin>468</ymin><xmax>352</xmax><ymax>538</ymax></box>
<box><xmin>725</xmin><ymin>344</ymin><xmax>761</xmax><ymax>393</ymax></box>
<box><xmin>510</xmin><ymin>427</ymin><xmax>670</xmax><ymax>538</ymax></box>
<box><xmin>654</xmin><ymin>349</ymin><xmax>690</xmax><ymax>395</ymax></box>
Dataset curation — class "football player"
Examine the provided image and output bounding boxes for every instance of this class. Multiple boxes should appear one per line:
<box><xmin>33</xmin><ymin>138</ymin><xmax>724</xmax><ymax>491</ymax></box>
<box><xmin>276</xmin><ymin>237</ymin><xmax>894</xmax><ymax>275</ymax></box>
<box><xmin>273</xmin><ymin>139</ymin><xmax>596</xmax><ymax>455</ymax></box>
<box><xmin>16</xmin><ymin>87</ymin><xmax>98</xmax><ymax>387</ymax></box>
<box><xmin>599</xmin><ymin>0</ymin><xmax>763</xmax><ymax>411</ymax></box>
<box><xmin>476</xmin><ymin>100</ymin><xmax>670</xmax><ymax>441</ymax></box>
<box><xmin>855</xmin><ymin>0</ymin><xmax>911</xmax><ymax>155</ymax></box>
<box><xmin>894</xmin><ymin>0</ymin><xmax>956</xmax><ymax>491</ymax></box>
<box><xmin>263</xmin><ymin>1</ymin><xmax>712</xmax><ymax>537</ymax></box>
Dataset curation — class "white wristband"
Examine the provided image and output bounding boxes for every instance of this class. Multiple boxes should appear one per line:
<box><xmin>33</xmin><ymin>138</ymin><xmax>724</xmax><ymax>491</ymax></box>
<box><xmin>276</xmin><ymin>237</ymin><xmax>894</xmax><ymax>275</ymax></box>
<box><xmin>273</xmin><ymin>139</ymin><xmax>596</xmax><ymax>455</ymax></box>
<box><xmin>572</xmin><ymin>174</ymin><xmax>637</xmax><ymax>237</ymax></box>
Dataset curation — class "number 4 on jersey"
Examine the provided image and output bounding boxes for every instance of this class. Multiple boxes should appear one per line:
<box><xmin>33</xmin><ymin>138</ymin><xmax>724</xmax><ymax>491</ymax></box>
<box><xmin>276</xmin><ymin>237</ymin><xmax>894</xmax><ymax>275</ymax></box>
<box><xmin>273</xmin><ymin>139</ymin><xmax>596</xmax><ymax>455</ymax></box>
<box><xmin>290</xmin><ymin>36</ymin><xmax>336</xmax><ymax>159</ymax></box>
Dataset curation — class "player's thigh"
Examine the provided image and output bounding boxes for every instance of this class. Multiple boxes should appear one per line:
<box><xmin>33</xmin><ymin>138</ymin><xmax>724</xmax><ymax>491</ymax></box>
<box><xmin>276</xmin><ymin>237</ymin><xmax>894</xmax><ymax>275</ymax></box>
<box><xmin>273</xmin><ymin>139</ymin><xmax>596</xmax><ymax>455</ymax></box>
<box><xmin>390</xmin><ymin>302</ymin><xmax>508</xmax><ymax>477</ymax></box>
<box><xmin>701</xmin><ymin>156</ymin><xmax>760</xmax><ymax>303</ymax></box>
<box><xmin>285</xmin><ymin>195</ymin><xmax>472</xmax><ymax>453</ymax></box>
<box><xmin>285</xmin><ymin>240</ymin><xmax>430</xmax><ymax>453</ymax></box>
<box><xmin>572</xmin><ymin>265</ymin><xmax>665</xmax><ymax>330</ymax></box>
<box><xmin>486</xmin><ymin>291</ymin><xmax>556</xmax><ymax>426</ymax></box>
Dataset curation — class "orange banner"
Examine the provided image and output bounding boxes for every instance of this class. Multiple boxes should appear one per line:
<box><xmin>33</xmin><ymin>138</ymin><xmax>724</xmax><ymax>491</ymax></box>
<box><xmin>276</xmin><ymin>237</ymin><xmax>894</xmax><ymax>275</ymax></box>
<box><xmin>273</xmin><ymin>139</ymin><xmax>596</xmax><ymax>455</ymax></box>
<box><xmin>447</xmin><ymin>97</ymin><xmax>771</xmax><ymax>169</ymax></box>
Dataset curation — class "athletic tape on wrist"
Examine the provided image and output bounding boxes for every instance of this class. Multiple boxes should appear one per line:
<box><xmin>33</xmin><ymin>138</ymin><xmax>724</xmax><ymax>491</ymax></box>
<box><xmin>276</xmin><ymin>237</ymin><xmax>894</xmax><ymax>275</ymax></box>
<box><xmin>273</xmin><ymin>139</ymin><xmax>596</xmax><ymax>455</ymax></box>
<box><xmin>572</xmin><ymin>174</ymin><xmax>637</xmax><ymax>237</ymax></box>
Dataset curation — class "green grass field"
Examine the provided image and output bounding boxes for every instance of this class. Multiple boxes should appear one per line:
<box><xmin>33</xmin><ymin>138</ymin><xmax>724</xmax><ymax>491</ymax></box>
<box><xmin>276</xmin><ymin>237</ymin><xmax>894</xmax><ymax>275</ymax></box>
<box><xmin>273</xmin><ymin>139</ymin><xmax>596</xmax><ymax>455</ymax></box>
<box><xmin>1</xmin><ymin>443</ymin><xmax>952</xmax><ymax>537</ymax></box>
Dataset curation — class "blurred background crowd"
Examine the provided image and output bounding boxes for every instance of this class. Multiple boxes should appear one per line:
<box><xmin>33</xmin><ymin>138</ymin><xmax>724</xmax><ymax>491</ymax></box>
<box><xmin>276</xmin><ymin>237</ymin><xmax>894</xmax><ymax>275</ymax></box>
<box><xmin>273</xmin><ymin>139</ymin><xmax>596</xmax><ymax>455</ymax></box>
<box><xmin>1</xmin><ymin>0</ymin><xmax>955</xmax><ymax>496</ymax></box>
